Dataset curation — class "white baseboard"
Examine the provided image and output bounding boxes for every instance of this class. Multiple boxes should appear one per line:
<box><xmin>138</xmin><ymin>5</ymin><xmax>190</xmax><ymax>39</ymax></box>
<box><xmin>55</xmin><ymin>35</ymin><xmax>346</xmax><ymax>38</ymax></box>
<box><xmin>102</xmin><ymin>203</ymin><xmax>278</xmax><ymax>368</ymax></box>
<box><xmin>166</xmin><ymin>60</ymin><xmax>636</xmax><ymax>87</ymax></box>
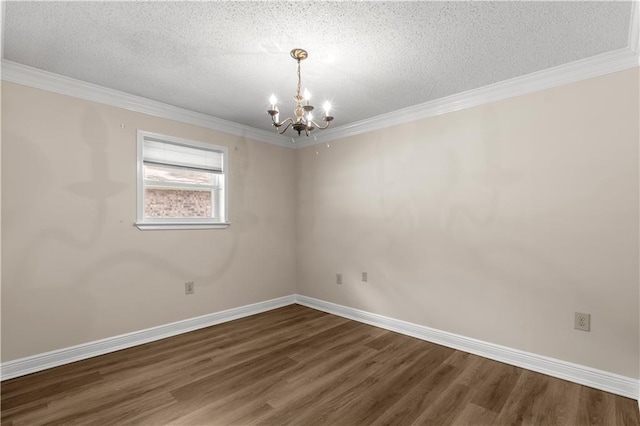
<box><xmin>0</xmin><ymin>295</ymin><xmax>296</xmax><ymax>381</ymax></box>
<box><xmin>296</xmin><ymin>295</ymin><xmax>639</xmax><ymax>400</ymax></box>
<box><xmin>3</xmin><ymin>293</ymin><xmax>638</xmax><ymax>401</ymax></box>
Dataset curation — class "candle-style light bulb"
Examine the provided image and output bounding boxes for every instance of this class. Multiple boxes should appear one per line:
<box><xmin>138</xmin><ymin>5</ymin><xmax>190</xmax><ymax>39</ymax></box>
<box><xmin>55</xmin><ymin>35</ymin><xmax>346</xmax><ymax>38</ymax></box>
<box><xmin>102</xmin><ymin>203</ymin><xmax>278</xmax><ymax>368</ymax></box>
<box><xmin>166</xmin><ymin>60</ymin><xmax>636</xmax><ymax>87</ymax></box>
<box><xmin>307</xmin><ymin>112</ymin><xmax>313</xmax><ymax>122</ymax></box>
<box><xmin>303</xmin><ymin>89</ymin><xmax>311</xmax><ymax>105</ymax></box>
<box><xmin>269</xmin><ymin>94</ymin><xmax>277</xmax><ymax>110</ymax></box>
<box><xmin>323</xmin><ymin>101</ymin><xmax>332</xmax><ymax>116</ymax></box>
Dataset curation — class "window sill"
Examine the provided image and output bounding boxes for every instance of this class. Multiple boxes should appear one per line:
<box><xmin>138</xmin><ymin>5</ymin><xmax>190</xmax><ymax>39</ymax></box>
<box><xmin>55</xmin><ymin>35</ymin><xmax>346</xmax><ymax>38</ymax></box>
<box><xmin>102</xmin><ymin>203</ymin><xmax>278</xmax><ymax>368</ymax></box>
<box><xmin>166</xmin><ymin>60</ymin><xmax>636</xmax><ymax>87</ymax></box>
<box><xmin>135</xmin><ymin>222</ymin><xmax>230</xmax><ymax>231</ymax></box>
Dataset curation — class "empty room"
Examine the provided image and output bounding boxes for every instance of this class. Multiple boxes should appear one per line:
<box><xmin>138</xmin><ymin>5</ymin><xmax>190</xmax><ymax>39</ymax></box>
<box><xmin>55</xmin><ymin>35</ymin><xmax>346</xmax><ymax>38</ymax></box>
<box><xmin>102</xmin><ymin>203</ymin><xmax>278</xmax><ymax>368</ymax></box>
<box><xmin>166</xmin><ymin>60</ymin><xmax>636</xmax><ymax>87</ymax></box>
<box><xmin>1</xmin><ymin>1</ymin><xmax>639</xmax><ymax>424</ymax></box>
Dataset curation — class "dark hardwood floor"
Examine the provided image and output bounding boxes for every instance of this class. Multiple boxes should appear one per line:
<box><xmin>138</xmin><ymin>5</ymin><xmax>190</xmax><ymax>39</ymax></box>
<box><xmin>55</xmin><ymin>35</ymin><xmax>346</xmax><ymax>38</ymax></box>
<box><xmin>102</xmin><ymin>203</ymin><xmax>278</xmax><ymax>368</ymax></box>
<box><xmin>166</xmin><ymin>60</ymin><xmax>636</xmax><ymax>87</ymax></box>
<box><xmin>2</xmin><ymin>304</ymin><xmax>639</xmax><ymax>425</ymax></box>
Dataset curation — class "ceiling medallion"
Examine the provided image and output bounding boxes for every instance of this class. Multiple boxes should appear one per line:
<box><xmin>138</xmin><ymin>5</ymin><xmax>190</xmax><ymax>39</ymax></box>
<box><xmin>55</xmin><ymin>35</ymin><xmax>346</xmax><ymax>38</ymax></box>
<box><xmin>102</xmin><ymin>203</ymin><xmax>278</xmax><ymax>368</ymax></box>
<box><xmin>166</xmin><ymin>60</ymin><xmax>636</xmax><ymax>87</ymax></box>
<box><xmin>267</xmin><ymin>48</ymin><xmax>334</xmax><ymax>137</ymax></box>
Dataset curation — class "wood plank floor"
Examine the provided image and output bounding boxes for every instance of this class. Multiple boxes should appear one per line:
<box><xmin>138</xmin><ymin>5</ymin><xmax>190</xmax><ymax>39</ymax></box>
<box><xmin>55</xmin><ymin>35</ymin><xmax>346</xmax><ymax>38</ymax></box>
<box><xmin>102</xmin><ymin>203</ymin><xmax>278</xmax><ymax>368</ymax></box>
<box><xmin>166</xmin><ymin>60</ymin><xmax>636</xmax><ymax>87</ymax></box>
<box><xmin>2</xmin><ymin>304</ymin><xmax>639</xmax><ymax>425</ymax></box>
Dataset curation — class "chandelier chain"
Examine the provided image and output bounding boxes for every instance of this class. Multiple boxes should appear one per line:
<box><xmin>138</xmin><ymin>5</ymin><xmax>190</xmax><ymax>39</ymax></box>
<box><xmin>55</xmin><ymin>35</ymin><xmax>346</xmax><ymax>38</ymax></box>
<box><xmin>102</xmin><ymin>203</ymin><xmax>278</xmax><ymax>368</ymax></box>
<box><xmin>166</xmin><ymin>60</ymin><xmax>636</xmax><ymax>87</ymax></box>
<box><xmin>296</xmin><ymin>60</ymin><xmax>302</xmax><ymax>99</ymax></box>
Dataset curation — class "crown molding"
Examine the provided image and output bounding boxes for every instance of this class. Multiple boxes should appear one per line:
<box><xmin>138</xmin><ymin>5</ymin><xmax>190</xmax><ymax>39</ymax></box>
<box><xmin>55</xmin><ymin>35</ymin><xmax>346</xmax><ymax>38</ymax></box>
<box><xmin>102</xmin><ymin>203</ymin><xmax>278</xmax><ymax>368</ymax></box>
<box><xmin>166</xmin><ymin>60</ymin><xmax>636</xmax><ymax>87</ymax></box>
<box><xmin>630</xmin><ymin>1</ymin><xmax>640</xmax><ymax>58</ymax></box>
<box><xmin>297</xmin><ymin>46</ymin><xmax>640</xmax><ymax>148</ymax></box>
<box><xmin>0</xmin><ymin>60</ymin><xmax>290</xmax><ymax>148</ymax></box>
<box><xmin>296</xmin><ymin>2</ymin><xmax>640</xmax><ymax>148</ymax></box>
<box><xmin>1</xmin><ymin>1</ymin><xmax>6</xmax><ymax>61</ymax></box>
<box><xmin>2</xmin><ymin>15</ymin><xmax>639</xmax><ymax>151</ymax></box>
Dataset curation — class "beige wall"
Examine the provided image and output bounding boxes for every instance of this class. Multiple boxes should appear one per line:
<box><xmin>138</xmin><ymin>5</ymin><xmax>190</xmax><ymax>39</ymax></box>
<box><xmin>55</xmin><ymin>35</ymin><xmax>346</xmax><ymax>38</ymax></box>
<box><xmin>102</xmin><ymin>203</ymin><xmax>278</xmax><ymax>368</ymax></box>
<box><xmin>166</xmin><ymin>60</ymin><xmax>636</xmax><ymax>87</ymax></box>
<box><xmin>2</xmin><ymin>68</ymin><xmax>639</xmax><ymax>380</ymax></box>
<box><xmin>296</xmin><ymin>68</ymin><xmax>640</xmax><ymax>378</ymax></box>
<box><xmin>1</xmin><ymin>82</ymin><xmax>297</xmax><ymax>361</ymax></box>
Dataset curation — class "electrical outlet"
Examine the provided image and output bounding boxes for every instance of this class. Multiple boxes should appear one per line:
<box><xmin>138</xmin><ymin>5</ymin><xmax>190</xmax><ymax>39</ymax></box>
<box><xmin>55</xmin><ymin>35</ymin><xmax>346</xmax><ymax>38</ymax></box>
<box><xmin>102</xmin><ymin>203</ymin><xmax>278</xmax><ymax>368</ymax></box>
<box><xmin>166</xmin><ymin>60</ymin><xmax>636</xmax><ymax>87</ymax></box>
<box><xmin>185</xmin><ymin>281</ymin><xmax>195</xmax><ymax>295</ymax></box>
<box><xmin>362</xmin><ymin>272</ymin><xmax>368</xmax><ymax>282</ymax></box>
<box><xmin>574</xmin><ymin>312</ymin><xmax>590</xmax><ymax>331</ymax></box>
<box><xmin>336</xmin><ymin>273</ymin><xmax>343</xmax><ymax>285</ymax></box>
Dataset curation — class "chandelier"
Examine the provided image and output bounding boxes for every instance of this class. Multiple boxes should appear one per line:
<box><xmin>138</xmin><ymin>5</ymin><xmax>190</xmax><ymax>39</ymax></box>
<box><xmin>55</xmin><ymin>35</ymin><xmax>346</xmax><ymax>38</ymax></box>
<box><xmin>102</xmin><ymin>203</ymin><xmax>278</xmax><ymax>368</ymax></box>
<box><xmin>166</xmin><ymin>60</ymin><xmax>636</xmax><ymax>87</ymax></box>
<box><xmin>267</xmin><ymin>49</ymin><xmax>334</xmax><ymax>137</ymax></box>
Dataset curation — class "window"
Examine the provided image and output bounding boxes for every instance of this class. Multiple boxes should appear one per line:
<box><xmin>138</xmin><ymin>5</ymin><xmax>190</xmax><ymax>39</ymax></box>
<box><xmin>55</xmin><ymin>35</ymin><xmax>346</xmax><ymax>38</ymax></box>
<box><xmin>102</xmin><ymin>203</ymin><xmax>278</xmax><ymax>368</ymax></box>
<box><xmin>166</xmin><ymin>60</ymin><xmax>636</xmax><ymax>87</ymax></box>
<box><xmin>135</xmin><ymin>131</ymin><xmax>229</xmax><ymax>230</ymax></box>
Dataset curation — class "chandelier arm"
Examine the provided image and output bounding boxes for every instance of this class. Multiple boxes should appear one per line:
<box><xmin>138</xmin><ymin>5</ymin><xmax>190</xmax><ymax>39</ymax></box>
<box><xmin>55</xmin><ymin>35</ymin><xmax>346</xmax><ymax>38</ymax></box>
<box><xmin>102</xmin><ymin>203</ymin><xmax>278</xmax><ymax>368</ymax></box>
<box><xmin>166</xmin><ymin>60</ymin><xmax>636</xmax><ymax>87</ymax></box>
<box><xmin>277</xmin><ymin>120</ymin><xmax>295</xmax><ymax>134</ymax></box>
<box><xmin>309</xmin><ymin>119</ymin><xmax>331</xmax><ymax>130</ymax></box>
<box><xmin>272</xmin><ymin>115</ymin><xmax>293</xmax><ymax>128</ymax></box>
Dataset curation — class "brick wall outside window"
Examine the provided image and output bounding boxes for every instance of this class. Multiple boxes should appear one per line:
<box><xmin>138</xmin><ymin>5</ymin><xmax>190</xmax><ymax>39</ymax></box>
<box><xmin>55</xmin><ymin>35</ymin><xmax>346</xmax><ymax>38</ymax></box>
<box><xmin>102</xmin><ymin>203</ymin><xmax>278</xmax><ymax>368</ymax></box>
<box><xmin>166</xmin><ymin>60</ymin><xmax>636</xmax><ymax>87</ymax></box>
<box><xmin>145</xmin><ymin>188</ymin><xmax>212</xmax><ymax>218</ymax></box>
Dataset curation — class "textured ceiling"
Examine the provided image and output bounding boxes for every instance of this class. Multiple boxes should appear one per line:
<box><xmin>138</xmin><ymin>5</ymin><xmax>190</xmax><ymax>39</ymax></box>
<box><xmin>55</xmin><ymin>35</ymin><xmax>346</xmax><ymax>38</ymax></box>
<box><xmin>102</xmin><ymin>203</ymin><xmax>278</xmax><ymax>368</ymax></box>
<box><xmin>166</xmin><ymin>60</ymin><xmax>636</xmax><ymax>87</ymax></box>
<box><xmin>2</xmin><ymin>1</ymin><xmax>633</xmax><ymax>135</ymax></box>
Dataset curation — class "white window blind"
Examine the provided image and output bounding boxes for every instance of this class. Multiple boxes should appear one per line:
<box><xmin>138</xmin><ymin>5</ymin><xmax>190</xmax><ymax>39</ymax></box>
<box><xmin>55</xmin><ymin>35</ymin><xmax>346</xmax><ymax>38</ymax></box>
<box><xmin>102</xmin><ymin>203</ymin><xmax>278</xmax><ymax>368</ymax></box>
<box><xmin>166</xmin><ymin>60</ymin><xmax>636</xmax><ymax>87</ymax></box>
<box><xmin>136</xmin><ymin>131</ymin><xmax>229</xmax><ymax>230</ymax></box>
<box><xmin>143</xmin><ymin>138</ymin><xmax>223</xmax><ymax>173</ymax></box>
